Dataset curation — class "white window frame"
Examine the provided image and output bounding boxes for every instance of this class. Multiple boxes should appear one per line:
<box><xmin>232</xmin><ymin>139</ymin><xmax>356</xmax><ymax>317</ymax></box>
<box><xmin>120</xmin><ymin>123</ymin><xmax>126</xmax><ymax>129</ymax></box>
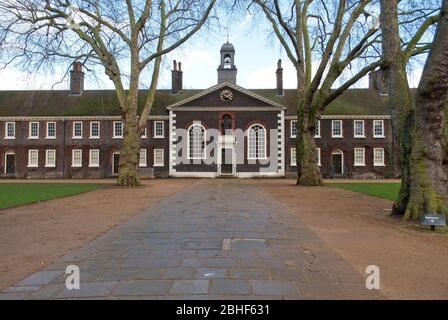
<box><xmin>46</xmin><ymin>122</ymin><xmax>57</xmax><ymax>139</ymax></box>
<box><xmin>290</xmin><ymin>148</ymin><xmax>297</xmax><ymax>167</ymax></box>
<box><xmin>89</xmin><ymin>149</ymin><xmax>100</xmax><ymax>167</ymax></box>
<box><xmin>90</xmin><ymin>122</ymin><xmax>100</xmax><ymax>139</ymax></box>
<box><xmin>45</xmin><ymin>149</ymin><xmax>56</xmax><ymax>168</ymax></box>
<box><xmin>113</xmin><ymin>121</ymin><xmax>123</xmax><ymax>139</ymax></box>
<box><xmin>315</xmin><ymin>120</ymin><xmax>321</xmax><ymax>138</ymax></box>
<box><xmin>316</xmin><ymin>148</ymin><xmax>321</xmax><ymax>166</ymax></box>
<box><xmin>141</xmin><ymin>127</ymin><xmax>148</xmax><ymax>139</ymax></box>
<box><xmin>28</xmin><ymin>149</ymin><xmax>39</xmax><ymax>168</ymax></box>
<box><xmin>153</xmin><ymin>121</ymin><xmax>164</xmax><ymax>138</ymax></box>
<box><xmin>188</xmin><ymin>123</ymin><xmax>206</xmax><ymax>160</ymax></box>
<box><xmin>373</xmin><ymin>120</ymin><xmax>385</xmax><ymax>138</ymax></box>
<box><xmin>290</xmin><ymin>120</ymin><xmax>298</xmax><ymax>138</ymax></box>
<box><xmin>72</xmin><ymin>121</ymin><xmax>83</xmax><ymax>139</ymax></box>
<box><xmin>353</xmin><ymin>120</ymin><xmax>365</xmax><ymax>138</ymax></box>
<box><xmin>153</xmin><ymin>149</ymin><xmax>164</xmax><ymax>167</ymax></box>
<box><xmin>374</xmin><ymin>148</ymin><xmax>386</xmax><ymax>167</ymax></box>
<box><xmin>354</xmin><ymin>148</ymin><xmax>366</xmax><ymax>167</ymax></box>
<box><xmin>331</xmin><ymin>120</ymin><xmax>343</xmax><ymax>138</ymax></box>
<box><xmin>247</xmin><ymin>124</ymin><xmax>267</xmax><ymax>160</ymax></box>
<box><xmin>139</xmin><ymin>149</ymin><xmax>147</xmax><ymax>167</ymax></box>
<box><xmin>72</xmin><ymin>149</ymin><xmax>83</xmax><ymax>168</ymax></box>
<box><xmin>29</xmin><ymin>122</ymin><xmax>39</xmax><ymax>139</ymax></box>
<box><xmin>5</xmin><ymin>122</ymin><xmax>15</xmax><ymax>139</ymax></box>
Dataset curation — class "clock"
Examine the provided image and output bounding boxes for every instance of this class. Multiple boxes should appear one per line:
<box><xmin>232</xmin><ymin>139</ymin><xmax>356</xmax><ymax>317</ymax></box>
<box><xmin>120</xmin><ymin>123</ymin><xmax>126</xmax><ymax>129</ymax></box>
<box><xmin>220</xmin><ymin>89</ymin><xmax>234</xmax><ymax>102</ymax></box>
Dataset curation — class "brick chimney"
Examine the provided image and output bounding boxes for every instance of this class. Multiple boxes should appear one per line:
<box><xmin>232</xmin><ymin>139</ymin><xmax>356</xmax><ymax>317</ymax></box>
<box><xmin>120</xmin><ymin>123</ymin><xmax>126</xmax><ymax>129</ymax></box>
<box><xmin>70</xmin><ymin>61</ymin><xmax>84</xmax><ymax>95</ymax></box>
<box><xmin>369</xmin><ymin>69</ymin><xmax>389</xmax><ymax>95</ymax></box>
<box><xmin>276</xmin><ymin>59</ymin><xmax>284</xmax><ymax>96</ymax></box>
<box><xmin>171</xmin><ymin>60</ymin><xmax>183</xmax><ymax>94</ymax></box>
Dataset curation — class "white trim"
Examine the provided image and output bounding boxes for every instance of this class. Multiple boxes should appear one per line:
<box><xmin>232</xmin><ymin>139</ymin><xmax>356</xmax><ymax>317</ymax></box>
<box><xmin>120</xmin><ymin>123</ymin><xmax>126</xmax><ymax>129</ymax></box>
<box><xmin>4</xmin><ymin>122</ymin><xmax>15</xmax><ymax>139</ymax></box>
<box><xmin>4</xmin><ymin>151</ymin><xmax>15</xmax><ymax>174</ymax></box>
<box><xmin>46</xmin><ymin>122</ymin><xmax>57</xmax><ymax>139</ymax></box>
<box><xmin>290</xmin><ymin>147</ymin><xmax>297</xmax><ymax>167</ymax></box>
<box><xmin>354</xmin><ymin>148</ymin><xmax>366</xmax><ymax>167</ymax></box>
<box><xmin>153</xmin><ymin>149</ymin><xmax>164</xmax><ymax>167</ymax></box>
<box><xmin>353</xmin><ymin>120</ymin><xmax>365</xmax><ymax>138</ymax></box>
<box><xmin>331</xmin><ymin>120</ymin><xmax>343</xmax><ymax>138</ymax></box>
<box><xmin>290</xmin><ymin>120</ymin><xmax>298</xmax><ymax>138</ymax></box>
<box><xmin>139</xmin><ymin>149</ymin><xmax>148</xmax><ymax>167</ymax></box>
<box><xmin>71</xmin><ymin>149</ymin><xmax>83</xmax><ymax>168</ymax></box>
<box><xmin>89</xmin><ymin>149</ymin><xmax>100</xmax><ymax>167</ymax></box>
<box><xmin>72</xmin><ymin>121</ymin><xmax>83</xmax><ymax>139</ymax></box>
<box><xmin>247</xmin><ymin>124</ymin><xmax>267</xmax><ymax>160</ymax></box>
<box><xmin>187</xmin><ymin>123</ymin><xmax>206</xmax><ymax>160</ymax></box>
<box><xmin>113</xmin><ymin>121</ymin><xmax>123</xmax><ymax>139</ymax></box>
<box><xmin>374</xmin><ymin>148</ymin><xmax>386</xmax><ymax>167</ymax></box>
<box><xmin>169</xmin><ymin>111</ymin><xmax>176</xmax><ymax>175</ymax></box>
<box><xmin>331</xmin><ymin>149</ymin><xmax>344</xmax><ymax>175</ymax></box>
<box><xmin>218</xmin><ymin>146</ymin><xmax>236</xmax><ymax>176</ymax></box>
<box><xmin>45</xmin><ymin>149</ymin><xmax>56</xmax><ymax>168</ymax></box>
<box><xmin>141</xmin><ymin>127</ymin><xmax>148</xmax><ymax>139</ymax></box>
<box><xmin>89</xmin><ymin>121</ymin><xmax>100</xmax><ymax>139</ymax></box>
<box><xmin>279</xmin><ymin>111</ymin><xmax>285</xmax><ymax>174</ymax></box>
<box><xmin>373</xmin><ymin>120</ymin><xmax>385</xmax><ymax>138</ymax></box>
<box><xmin>27</xmin><ymin>149</ymin><xmax>39</xmax><ymax>168</ymax></box>
<box><xmin>153</xmin><ymin>121</ymin><xmax>165</xmax><ymax>138</ymax></box>
<box><xmin>28</xmin><ymin>122</ymin><xmax>39</xmax><ymax>139</ymax></box>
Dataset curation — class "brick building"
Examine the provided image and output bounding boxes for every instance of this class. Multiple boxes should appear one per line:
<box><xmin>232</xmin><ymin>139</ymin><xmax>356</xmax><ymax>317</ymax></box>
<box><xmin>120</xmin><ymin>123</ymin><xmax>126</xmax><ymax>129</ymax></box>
<box><xmin>0</xmin><ymin>43</ymin><xmax>393</xmax><ymax>179</ymax></box>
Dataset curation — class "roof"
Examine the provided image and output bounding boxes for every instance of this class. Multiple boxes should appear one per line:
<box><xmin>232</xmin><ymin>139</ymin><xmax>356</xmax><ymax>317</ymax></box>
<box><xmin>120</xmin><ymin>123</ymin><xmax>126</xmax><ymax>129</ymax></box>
<box><xmin>0</xmin><ymin>87</ymin><xmax>390</xmax><ymax>117</ymax></box>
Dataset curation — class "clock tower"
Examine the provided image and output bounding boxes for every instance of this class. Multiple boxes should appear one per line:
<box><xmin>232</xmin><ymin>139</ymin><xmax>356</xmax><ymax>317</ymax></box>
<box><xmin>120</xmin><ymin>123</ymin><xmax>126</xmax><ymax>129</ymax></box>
<box><xmin>217</xmin><ymin>42</ymin><xmax>237</xmax><ymax>84</ymax></box>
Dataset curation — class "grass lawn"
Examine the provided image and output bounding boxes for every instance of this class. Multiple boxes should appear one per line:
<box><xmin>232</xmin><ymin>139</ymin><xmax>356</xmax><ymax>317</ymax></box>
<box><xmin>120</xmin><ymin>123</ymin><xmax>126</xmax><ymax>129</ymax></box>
<box><xmin>0</xmin><ymin>183</ymin><xmax>106</xmax><ymax>209</ymax></box>
<box><xmin>330</xmin><ymin>183</ymin><xmax>401</xmax><ymax>201</ymax></box>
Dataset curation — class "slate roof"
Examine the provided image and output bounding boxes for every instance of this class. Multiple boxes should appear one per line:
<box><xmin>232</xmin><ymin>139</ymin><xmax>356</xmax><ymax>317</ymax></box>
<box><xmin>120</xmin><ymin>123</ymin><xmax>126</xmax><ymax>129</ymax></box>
<box><xmin>0</xmin><ymin>87</ymin><xmax>390</xmax><ymax>117</ymax></box>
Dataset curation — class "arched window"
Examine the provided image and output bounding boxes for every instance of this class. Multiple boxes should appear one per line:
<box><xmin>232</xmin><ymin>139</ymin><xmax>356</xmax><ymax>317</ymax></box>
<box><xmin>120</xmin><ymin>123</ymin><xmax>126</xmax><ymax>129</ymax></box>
<box><xmin>188</xmin><ymin>124</ymin><xmax>206</xmax><ymax>159</ymax></box>
<box><xmin>224</xmin><ymin>54</ymin><xmax>232</xmax><ymax>69</ymax></box>
<box><xmin>247</xmin><ymin>124</ymin><xmax>266</xmax><ymax>159</ymax></box>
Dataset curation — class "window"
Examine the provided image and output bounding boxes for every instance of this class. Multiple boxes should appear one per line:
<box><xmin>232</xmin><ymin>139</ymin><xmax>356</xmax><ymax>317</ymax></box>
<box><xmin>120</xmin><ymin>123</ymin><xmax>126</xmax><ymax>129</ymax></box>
<box><xmin>188</xmin><ymin>124</ymin><xmax>206</xmax><ymax>159</ymax></box>
<box><xmin>29</xmin><ymin>122</ymin><xmax>39</xmax><ymax>139</ymax></box>
<box><xmin>5</xmin><ymin>122</ymin><xmax>15</xmax><ymax>139</ymax></box>
<box><xmin>154</xmin><ymin>121</ymin><xmax>164</xmax><ymax>138</ymax></box>
<box><xmin>72</xmin><ymin>149</ymin><xmax>83</xmax><ymax>167</ymax></box>
<box><xmin>354</xmin><ymin>148</ymin><xmax>366</xmax><ymax>166</ymax></box>
<box><xmin>141</xmin><ymin>127</ymin><xmax>147</xmax><ymax>139</ymax></box>
<box><xmin>248</xmin><ymin>124</ymin><xmax>266</xmax><ymax>159</ymax></box>
<box><xmin>113</xmin><ymin>121</ymin><xmax>123</xmax><ymax>138</ymax></box>
<box><xmin>154</xmin><ymin>149</ymin><xmax>164</xmax><ymax>167</ymax></box>
<box><xmin>28</xmin><ymin>150</ymin><xmax>39</xmax><ymax>167</ymax></box>
<box><xmin>290</xmin><ymin>120</ymin><xmax>298</xmax><ymax>138</ymax></box>
<box><xmin>46</xmin><ymin>122</ymin><xmax>56</xmax><ymax>139</ymax></box>
<box><xmin>315</xmin><ymin>120</ymin><xmax>321</xmax><ymax>138</ymax></box>
<box><xmin>73</xmin><ymin>121</ymin><xmax>83</xmax><ymax>139</ymax></box>
<box><xmin>374</xmin><ymin>148</ymin><xmax>385</xmax><ymax>166</ymax></box>
<box><xmin>332</xmin><ymin>120</ymin><xmax>343</xmax><ymax>138</ymax></box>
<box><xmin>45</xmin><ymin>149</ymin><xmax>56</xmax><ymax>168</ymax></box>
<box><xmin>90</xmin><ymin>122</ymin><xmax>100</xmax><ymax>139</ymax></box>
<box><xmin>89</xmin><ymin>149</ymin><xmax>100</xmax><ymax>167</ymax></box>
<box><xmin>291</xmin><ymin>148</ymin><xmax>297</xmax><ymax>167</ymax></box>
<box><xmin>316</xmin><ymin>148</ymin><xmax>321</xmax><ymax>166</ymax></box>
<box><xmin>354</xmin><ymin>120</ymin><xmax>365</xmax><ymax>138</ymax></box>
<box><xmin>139</xmin><ymin>149</ymin><xmax>147</xmax><ymax>167</ymax></box>
<box><xmin>373</xmin><ymin>120</ymin><xmax>385</xmax><ymax>138</ymax></box>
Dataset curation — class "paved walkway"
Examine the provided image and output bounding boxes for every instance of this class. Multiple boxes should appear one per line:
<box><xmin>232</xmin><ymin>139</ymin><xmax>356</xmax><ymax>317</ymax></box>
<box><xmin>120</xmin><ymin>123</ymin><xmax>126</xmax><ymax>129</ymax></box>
<box><xmin>1</xmin><ymin>180</ymin><xmax>379</xmax><ymax>299</ymax></box>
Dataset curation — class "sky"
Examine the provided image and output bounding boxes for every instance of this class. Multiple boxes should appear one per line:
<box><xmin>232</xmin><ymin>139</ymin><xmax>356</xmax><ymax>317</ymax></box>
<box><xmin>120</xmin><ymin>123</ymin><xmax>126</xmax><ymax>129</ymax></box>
<box><xmin>0</xmin><ymin>11</ymin><xmax>423</xmax><ymax>91</ymax></box>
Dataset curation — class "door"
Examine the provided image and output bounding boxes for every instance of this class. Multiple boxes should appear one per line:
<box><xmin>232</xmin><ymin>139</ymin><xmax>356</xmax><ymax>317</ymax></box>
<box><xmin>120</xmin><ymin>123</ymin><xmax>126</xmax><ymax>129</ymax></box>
<box><xmin>5</xmin><ymin>153</ymin><xmax>15</xmax><ymax>174</ymax></box>
<box><xmin>332</xmin><ymin>153</ymin><xmax>343</xmax><ymax>175</ymax></box>
<box><xmin>112</xmin><ymin>153</ymin><xmax>120</xmax><ymax>175</ymax></box>
<box><xmin>221</xmin><ymin>148</ymin><xmax>233</xmax><ymax>174</ymax></box>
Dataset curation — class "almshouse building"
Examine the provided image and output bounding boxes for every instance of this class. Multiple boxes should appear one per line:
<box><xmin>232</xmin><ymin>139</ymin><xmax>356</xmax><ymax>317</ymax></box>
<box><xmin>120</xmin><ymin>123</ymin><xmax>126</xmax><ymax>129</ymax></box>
<box><xmin>0</xmin><ymin>43</ymin><xmax>393</xmax><ymax>179</ymax></box>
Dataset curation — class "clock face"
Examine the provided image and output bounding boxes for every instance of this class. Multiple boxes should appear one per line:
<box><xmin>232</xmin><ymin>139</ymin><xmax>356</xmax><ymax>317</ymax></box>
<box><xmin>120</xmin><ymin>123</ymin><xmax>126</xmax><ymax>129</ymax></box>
<box><xmin>220</xmin><ymin>89</ymin><xmax>234</xmax><ymax>102</ymax></box>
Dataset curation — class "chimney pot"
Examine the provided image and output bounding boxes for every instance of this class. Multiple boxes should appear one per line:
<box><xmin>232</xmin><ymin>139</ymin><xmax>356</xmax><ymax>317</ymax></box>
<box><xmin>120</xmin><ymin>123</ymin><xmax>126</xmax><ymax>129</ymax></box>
<box><xmin>276</xmin><ymin>59</ymin><xmax>284</xmax><ymax>96</ymax></box>
<box><xmin>171</xmin><ymin>60</ymin><xmax>183</xmax><ymax>94</ymax></box>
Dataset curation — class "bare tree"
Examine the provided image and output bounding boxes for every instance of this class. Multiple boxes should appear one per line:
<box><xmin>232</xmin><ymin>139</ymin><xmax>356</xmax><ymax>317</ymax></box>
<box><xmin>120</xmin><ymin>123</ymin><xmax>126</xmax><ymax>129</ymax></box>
<box><xmin>0</xmin><ymin>0</ymin><xmax>216</xmax><ymax>186</ymax></box>
<box><xmin>249</xmin><ymin>0</ymin><xmax>437</xmax><ymax>186</ymax></box>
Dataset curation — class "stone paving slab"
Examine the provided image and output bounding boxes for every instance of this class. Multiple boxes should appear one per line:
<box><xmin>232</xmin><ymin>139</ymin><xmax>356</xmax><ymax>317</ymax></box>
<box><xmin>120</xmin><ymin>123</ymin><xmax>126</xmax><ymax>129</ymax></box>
<box><xmin>2</xmin><ymin>179</ymin><xmax>381</xmax><ymax>300</ymax></box>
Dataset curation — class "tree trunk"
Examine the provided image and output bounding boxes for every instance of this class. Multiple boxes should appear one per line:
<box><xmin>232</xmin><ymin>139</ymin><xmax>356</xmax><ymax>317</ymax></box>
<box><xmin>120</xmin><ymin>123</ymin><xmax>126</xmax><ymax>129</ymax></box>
<box><xmin>405</xmin><ymin>0</ymin><xmax>448</xmax><ymax>219</ymax></box>
<box><xmin>380</xmin><ymin>0</ymin><xmax>414</xmax><ymax>215</ymax></box>
<box><xmin>117</xmin><ymin>97</ymin><xmax>141</xmax><ymax>187</ymax></box>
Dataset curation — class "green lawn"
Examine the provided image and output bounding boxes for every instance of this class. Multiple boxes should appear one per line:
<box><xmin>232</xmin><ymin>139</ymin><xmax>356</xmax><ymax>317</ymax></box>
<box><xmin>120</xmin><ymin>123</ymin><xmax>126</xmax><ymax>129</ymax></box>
<box><xmin>330</xmin><ymin>183</ymin><xmax>401</xmax><ymax>201</ymax></box>
<box><xmin>0</xmin><ymin>183</ymin><xmax>106</xmax><ymax>209</ymax></box>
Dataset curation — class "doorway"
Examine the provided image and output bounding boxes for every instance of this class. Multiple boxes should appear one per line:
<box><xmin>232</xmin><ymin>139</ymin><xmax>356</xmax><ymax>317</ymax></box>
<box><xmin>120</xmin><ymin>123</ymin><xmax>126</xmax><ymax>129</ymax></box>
<box><xmin>332</xmin><ymin>151</ymin><xmax>344</xmax><ymax>175</ymax></box>
<box><xmin>112</xmin><ymin>152</ymin><xmax>120</xmax><ymax>176</ymax></box>
<box><xmin>4</xmin><ymin>152</ymin><xmax>15</xmax><ymax>175</ymax></box>
<box><xmin>220</xmin><ymin>148</ymin><xmax>233</xmax><ymax>175</ymax></box>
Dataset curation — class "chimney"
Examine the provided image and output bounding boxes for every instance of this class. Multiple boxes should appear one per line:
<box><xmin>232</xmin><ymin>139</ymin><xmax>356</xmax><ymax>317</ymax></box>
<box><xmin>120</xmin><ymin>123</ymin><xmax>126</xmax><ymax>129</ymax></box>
<box><xmin>70</xmin><ymin>61</ymin><xmax>84</xmax><ymax>95</ymax></box>
<box><xmin>276</xmin><ymin>59</ymin><xmax>284</xmax><ymax>96</ymax></box>
<box><xmin>171</xmin><ymin>60</ymin><xmax>183</xmax><ymax>94</ymax></box>
<box><xmin>369</xmin><ymin>69</ymin><xmax>389</xmax><ymax>95</ymax></box>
